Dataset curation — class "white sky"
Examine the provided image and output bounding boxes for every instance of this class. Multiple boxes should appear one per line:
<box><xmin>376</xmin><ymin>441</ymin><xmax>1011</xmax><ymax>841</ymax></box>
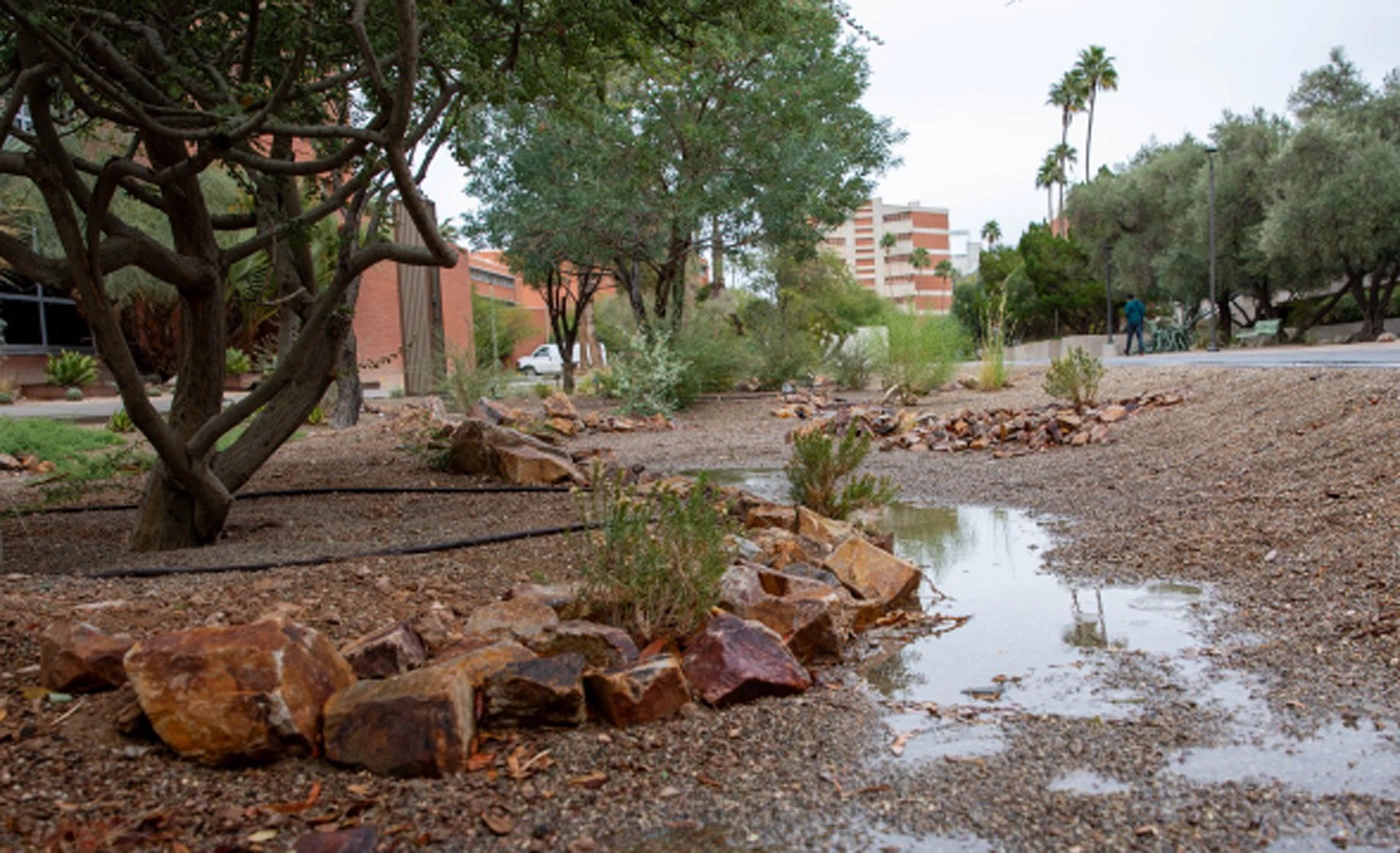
<box><xmin>421</xmin><ymin>0</ymin><xmax>1400</xmax><ymax>248</ymax></box>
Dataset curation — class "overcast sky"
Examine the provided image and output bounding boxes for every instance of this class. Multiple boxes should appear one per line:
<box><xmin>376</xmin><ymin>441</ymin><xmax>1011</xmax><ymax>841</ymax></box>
<box><xmin>422</xmin><ymin>0</ymin><xmax>1400</xmax><ymax>249</ymax></box>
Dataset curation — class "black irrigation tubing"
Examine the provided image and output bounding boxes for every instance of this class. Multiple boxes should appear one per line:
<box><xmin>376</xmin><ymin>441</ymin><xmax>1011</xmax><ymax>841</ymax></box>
<box><xmin>2</xmin><ymin>484</ymin><xmax>580</xmax><ymax>518</ymax></box>
<box><xmin>87</xmin><ymin>521</ymin><xmax>598</xmax><ymax>579</ymax></box>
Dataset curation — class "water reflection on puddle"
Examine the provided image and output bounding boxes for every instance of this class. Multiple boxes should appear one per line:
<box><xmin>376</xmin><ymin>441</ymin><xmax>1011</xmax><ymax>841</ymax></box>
<box><xmin>701</xmin><ymin>468</ymin><xmax>1400</xmax><ymax>801</ymax></box>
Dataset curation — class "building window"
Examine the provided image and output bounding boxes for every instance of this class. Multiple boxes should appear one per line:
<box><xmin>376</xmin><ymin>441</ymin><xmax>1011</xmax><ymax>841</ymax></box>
<box><xmin>0</xmin><ymin>271</ymin><xmax>92</xmax><ymax>353</ymax></box>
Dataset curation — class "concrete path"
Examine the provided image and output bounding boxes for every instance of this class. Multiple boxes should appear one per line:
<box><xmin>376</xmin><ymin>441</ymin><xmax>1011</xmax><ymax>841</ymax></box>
<box><xmin>1025</xmin><ymin>341</ymin><xmax>1400</xmax><ymax>369</ymax></box>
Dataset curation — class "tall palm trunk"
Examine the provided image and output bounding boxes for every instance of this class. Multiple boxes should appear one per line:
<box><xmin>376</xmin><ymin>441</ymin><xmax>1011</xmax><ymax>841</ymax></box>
<box><xmin>1058</xmin><ymin>119</ymin><xmax>1070</xmax><ymax>224</ymax></box>
<box><xmin>1047</xmin><ymin>188</ymin><xmax>1054</xmax><ymax>224</ymax></box>
<box><xmin>1084</xmin><ymin>91</ymin><xmax>1097</xmax><ymax>180</ymax></box>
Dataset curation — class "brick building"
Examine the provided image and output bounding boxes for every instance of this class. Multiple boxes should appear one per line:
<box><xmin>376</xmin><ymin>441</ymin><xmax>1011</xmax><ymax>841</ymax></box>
<box><xmin>822</xmin><ymin>198</ymin><xmax>955</xmax><ymax>313</ymax></box>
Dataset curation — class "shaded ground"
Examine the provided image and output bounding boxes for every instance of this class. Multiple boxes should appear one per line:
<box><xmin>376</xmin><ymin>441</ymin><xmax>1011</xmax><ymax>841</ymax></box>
<box><xmin>2</xmin><ymin>364</ymin><xmax>1398</xmax><ymax>852</ymax></box>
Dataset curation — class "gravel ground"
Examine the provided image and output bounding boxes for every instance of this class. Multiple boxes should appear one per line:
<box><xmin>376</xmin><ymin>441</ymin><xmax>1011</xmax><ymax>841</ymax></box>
<box><xmin>2</xmin><ymin>362</ymin><xmax>1398</xmax><ymax>852</ymax></box>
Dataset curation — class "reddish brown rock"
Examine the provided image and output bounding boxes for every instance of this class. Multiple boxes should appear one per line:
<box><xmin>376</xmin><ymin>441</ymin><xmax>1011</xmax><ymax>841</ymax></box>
<box><xmin>749</xmin><ymin>528</ymin><xmax>829</xmax><ymax>571</ymax></box>
<box><xmin>339</xmin><ymin>621</ymin><xmax>427</xmax><ymax>679</ymax></box>
<box><xmin>682</xmin><ymin>613</ymin><xmax>812</xmax><ymax>707</ymax></box>
<box><xmin>40</xmin><ymin>622</ymin><xmax>133</xmax><ymax>693</ymax></box>
<box><xmin>411</xmin><ymin>602</ymin><xmax>462</xmax><ymax>655</ymax></box>
<box><xmin>585</xmin><ymin>656</ymin><xmax>691</xmax><ymax>727</ymax></box>
<box><xmin>445</xmin><ymin>418</ymin><xmax>573</xmax><ymax>479</ymax></box>
<box><xmin>437</xmin><ymin>640</ymin><xmax>537</xmax><ymax>687</ymax></box>
<box><xmin>823</xmin><ymin>537</ymin><xmax>922</xmax><ymax>611</ymax></box>
<box><xmin>323</xmin><ymin>662</ymin><xmax>474</xmax><ymax>778</ymax></box>
<box><xmin>294</xmin><ymin>827</ymin><xmax>377</xmax><ymax>853</ymax></box>
<box><xmin>795</xmin><ymin>507</ymin><xmax>855</xmax><ymax>548</ymax></box>
<box><xmin>123</xmin><ymin>619</ymin><xmax>355</xmax><ymax>766</ymax></box>
<box><xmin>481</xmin><ymin>653</ymin><xmax>587</xmax><ymax>729</ymax></box>
<box><xmin>744</xmin><ymin>504</ymin><xmax>797</xmax><ymax>532</ymax></box>
<box><xmin>507</xmin><ymin>582</ymin><xmax>586</xmax><ymax>619</ymax></box>
<box><xmin>719</xmin><ymin>564</ymin><xmax>850</xmax><ymax>662</ymax></box>
<box><xmin>543</xmin><ymin>392</ymin><xmax>579</xmax><ymax>421</ymax></box>
<box><xmin>1100</xmin><ymin>404</ymin><xmax>1128</xmax><ymax>423</ymax></box>
<box><xmin>464</xmin><ymin>598</ymin><xmax>560</xmax><ymax>642</ymax></box>
<box><xmin>495</xmin><ymin>444</ymin><xmax>584</xmax><ymax>486</ymax></box>
<box><xmin>526</xmin><ymin>621</ymin><xmax>638</xmax><ymax>669</ymax></box>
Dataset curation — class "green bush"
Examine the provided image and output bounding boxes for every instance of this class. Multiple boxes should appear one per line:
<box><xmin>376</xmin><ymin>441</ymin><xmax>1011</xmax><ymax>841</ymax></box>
<box><xmin>577</xmin><ymin>473</ymin><xmax>735</xmax><ymax>643</ymax></box>
<box><xmin>439</xmin><ymin>347</ymin><xmax>506</xmax><ymax>412</ymax></box>
<box><xmin>533</xmin><ymin>381</ymin><xmax>554</xmax><ymax>400</ymax></box>
<box><xmin>305</xmin><ymin>405</ymin><xmax>325</xmax><ymax>425</ymax></box>
<box><xmin>880</xmin><ymin>313</ymin><xmax>967</xmax><ymax>405</ymax></box>
<box><xmin>107</xmin><ymin>408</ymin><xmax>135</xmax><ymax>433</ymax></box>
<box><xmin>225</xmin><ymin>347</ymin><xmax>253</xmax><ymax>376</ymax></box>
<box><xmin>785</xmin><ymin>424</ymin><xmax>896</xmax><ymax>520</ymax></box>
<box><xmin>0</xmin><ymin>416</ymin><xmax>150</xmax><ymax>501</ymax></box>
<box><xmin>473</xmin><ymin>294</ymin><xmax>536</xmax><ymax>368</ymax></box>
<box><xmin>64</xmin><ymin>387</ymin><xmax>84</xmax><ymax>401</ymax></box>
<box><xmin>0</xmin><ymin>392</ymin><xmax>12</xmax><ymax>405</ymax></box>
<box><xmin>825</xmin><ymin>338</ymin><xmax>879</xmax><ymax>391</ymax></box>
<box><xmin>1043</xmin><ymin>346</ymin><xmax>1104</xmax><ymax>411</ymax></box>
<box><xmin>611</xmin><ymin>331</ymin><xmax>688</xmax><ymax>416</ymax></box>
<box><xmin>45</xmin><ymin>351</ymin><xmax>98</xmax><ymax>388</ymax></box>
<box><xmin>673</xmin><ymin>298</ymin><xmax>754</xmax><ymax>405</ymax></box>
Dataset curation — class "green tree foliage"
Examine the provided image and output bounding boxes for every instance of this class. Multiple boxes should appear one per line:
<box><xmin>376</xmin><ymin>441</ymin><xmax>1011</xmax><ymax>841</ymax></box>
<box><xmin>1068</xmin><ymin>47</ymin><xmax>1400</xmax><ymax>342</ymax></box>
<box><xmin>472</xmin><ymin>295</ymin><xmax>535</xmax><ymax>369</ymax></box>
<box><xmin>0</xmin><ymin>0</ymin><xmax>780</xmax><ymax>550</ymax></box>
<box><xmin>461</xmin><ymin>0</ymin><xmax>901</xmax><ymax>336</ymax></box>
<box><xmin>1009</xmin><ymin>225</ymin><xmax>1102</xmax><ymax>339</ymax></box>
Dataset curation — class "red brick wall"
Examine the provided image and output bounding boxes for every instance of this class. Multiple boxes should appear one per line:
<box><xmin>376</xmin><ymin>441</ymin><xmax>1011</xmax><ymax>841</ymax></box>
<box><xmin>353</xmin><ymin>260</ymin><xmax>406</xmax><ymax>391</ymax></box>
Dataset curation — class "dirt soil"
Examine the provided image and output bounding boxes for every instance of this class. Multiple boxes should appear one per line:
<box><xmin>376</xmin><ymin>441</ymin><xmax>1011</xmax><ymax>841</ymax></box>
<box><xmin>2</xmin><ymin>363</ymin><xmax>1399</xmax><ymax>852</ymax></box>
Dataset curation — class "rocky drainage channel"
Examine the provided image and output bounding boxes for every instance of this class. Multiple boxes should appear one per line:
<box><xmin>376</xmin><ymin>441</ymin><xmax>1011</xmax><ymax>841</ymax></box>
<box><xmin>700</xmin><ymin>468</ymin><xmax>1400</xmax><ymax>850</ymax></box>
<box><xmin>28</xmin><ymin>475</ymin><xmax>955</xmax><ymax>851</ymax></box>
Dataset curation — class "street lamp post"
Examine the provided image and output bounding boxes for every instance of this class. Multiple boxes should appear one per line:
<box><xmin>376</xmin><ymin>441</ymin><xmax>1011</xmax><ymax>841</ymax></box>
<box><xmin>1103</xmin><ymin>242</ymin><xmax>1113</xmax><ymax>346</ymax></box>
<box><xmin>1205</xmin><ymin>145</ymin><xmax>1219</xmax><ymax>352</ymax></box>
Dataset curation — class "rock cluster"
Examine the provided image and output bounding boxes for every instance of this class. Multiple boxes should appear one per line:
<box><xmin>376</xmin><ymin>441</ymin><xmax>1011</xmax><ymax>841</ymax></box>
<box><xmin>473</xmin><ymin>394</ymin><xmax>674</xmax><ymax>438</ymax></box>
<box><xmin>796</xmin><ymin>391</ymin><xmax>1184</xmax><ymax>456</ymax></box>
<box><xmin>32</xmin><ymin>476</ymin><xmax>929</xmax><ymax>781</ymax></box>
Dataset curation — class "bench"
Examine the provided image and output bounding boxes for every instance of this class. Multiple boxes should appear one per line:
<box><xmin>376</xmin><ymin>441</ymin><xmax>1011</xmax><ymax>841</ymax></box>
<box><xmin>1236</xmin><ymin>318</ymin><xmax>1281</xmax><ymax>346</ymax></box>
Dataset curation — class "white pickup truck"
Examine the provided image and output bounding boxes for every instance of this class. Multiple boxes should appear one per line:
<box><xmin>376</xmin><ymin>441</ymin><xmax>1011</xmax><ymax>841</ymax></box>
<box><xmin>515</xmin><ymin>343</ymin><xmax>607</xmax><ymax>376</ymax></box>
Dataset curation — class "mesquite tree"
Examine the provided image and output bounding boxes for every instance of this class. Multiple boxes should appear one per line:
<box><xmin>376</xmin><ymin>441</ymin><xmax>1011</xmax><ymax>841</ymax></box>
<box><xmin>0</xmin><ymin>0</ymin><xmax>754</xmax><ymax>550</ymax></box>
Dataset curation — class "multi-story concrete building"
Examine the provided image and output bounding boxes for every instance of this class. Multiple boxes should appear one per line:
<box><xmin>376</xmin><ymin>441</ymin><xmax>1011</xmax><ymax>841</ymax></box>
<box><xmin>822</xmin><ymin>198</ymin><xmax>954</xmax><ymax>313</ymax></box>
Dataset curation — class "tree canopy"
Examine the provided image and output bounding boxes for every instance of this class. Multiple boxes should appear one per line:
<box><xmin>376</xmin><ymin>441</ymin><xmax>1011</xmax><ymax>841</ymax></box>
<box><xmin>0</xmin><ymin>0</ymin><xmax>782</xmax><ymax>550</ymax></box>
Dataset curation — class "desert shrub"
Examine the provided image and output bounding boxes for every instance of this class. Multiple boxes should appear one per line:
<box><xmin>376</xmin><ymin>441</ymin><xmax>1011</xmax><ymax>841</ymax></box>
<box><xmin>0</xmin><ymin>392</ymin><xmax>11</xmax><ymax>405</ymax></box>
<box><xmin>473</xmin><ymin>294</ymin><xmax>535</xmax><ymax>368</ymax></box>
<box><xmin>225</xmin><ymin>347</ymin><xmax>253</xmax><ymax>376</ymax></box>
<box><xmin>533</xmin><ymin>382</ymin><xmax>554</xmax><ymax>399</ymax></box>
<box><xmin>45</xmin><ymin>351</ymin><xmax>98</xmax><ymax>388</ymax></box>
<box><xmin>673</xmin><ymin>299</ymin><xmax>754</xmax><ymax>405</ymax></box>
<box><xmin>610</xmin><ymin>331</ymin><xmax>688</xmax><ymax>416</ymax></box>
<box><xmin>64</xmin><ymin>386</ymin><xmax>84</xmax><ymax>401</ymax></box>
<box><xmin>577</xmin><ymin>472</ymin><xmax>735</xmax><ymax>642</ymax></box>
<box><xmin>107</xmin><ymin>408</ymin><xmax>135</xmax><ymax>433</ymax></box>
<box><xmin>440</xmin><ymin>347</ymin><xmax>506</xmax><ymax>412</ymax></box>
<box><xmin>826</xmin><ymin>338</ymin><xmax>879</xmax><ymax>391</ymax></box>
<box><xmin>879</xmin><ymin>313</ymin><xmax>967</xmax><ymax>405</ymax></box>
<box><xmin>785</xmin><ymin>424</ymin><xmax>896</xmax><ymax>520</ymax></box>
<box><xmin>305</xmin><ymin>405</ymin><xmax>325</xmax><ymax>425</ymax></box>
<box><xmin>1043</xmin><ymin>346</ymin><xmax>1104</xmax><ymax>411</ymax></box>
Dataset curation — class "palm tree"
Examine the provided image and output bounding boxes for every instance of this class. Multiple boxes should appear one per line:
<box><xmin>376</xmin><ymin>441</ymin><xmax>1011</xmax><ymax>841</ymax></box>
<box><xmin>879</xmin><ymin>231</ymin><xmax>897</xmax><ymax>253</ymax></box>
<box><xmin>981</xmin><ymin>220</ymin><xmax>1001</xmax><ymax>248</ymax></box>
<box><xmin>1074</xmin><ymin>45</ymin><xmax>1118</xmax><ymax>180</ymax></box>
<box><xmin>1052</xmin><ymin>142</ymin><xmax>1078</xmax><ymax>222</ymax></box>
<box><xmin>909</xmin><ymin>246</ymin><xmax>931</xmax><ymax>272</ymax></box>
<box><xmin>1035</xmin><ymin>152</ymin><xmax>1059</xmax><ymax>224</ymax></box>
<box><xmin>935</xmin><ymin>258</ymin><xmax>956</xmax><ymax>283</ymax></box>
<box><xmin>1047</xmin><ymin>70</ymin><xmax>1086</xmax><ymax>229</ymax></box>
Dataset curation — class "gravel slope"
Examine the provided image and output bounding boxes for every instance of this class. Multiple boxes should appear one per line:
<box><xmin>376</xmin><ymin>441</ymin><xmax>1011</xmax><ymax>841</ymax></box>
<box><xmin>1</xmin><ymin>363</ymin><xmax>1397</xmax><ymax>852</ymax></box>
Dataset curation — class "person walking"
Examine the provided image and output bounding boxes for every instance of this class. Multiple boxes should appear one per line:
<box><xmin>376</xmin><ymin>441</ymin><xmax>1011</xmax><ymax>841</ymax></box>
<box><xmin>1123</xmin><ymin>293</ymin><xmax>1146</xmax><ymax>356</ymax></box>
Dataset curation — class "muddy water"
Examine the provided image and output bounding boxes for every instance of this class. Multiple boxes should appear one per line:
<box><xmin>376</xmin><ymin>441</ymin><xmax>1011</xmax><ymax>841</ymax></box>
<box><xmin>704</xmin><ymin>468</ymin><xmax>1400</xmax><ymax>800</ymax></box>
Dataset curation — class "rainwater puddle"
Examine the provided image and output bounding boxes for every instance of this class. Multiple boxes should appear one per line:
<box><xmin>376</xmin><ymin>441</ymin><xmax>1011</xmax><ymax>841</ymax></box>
<box><xmin>1047</xmin><ymin>769</ymin><xmax>1133</xmax><ymax>795</ymax></box>
<box><xmin>703</xmin><ymin>468</ymin><xmax>1400</xmax><ymax>802</ymax></box>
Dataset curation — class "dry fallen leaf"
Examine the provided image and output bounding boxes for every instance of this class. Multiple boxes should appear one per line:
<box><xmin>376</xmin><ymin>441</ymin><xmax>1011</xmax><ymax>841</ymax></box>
<box><xmin>266</xmin><ymin>780</ymin><xmax>322</xmax><ymax>814</ymax></box>
<box><xmin>695</xmin><ymin>772</ymin><xmax>724</xmax><ymax>790</ymax></box>
<box><xmin>481</xmin><ymin>813</ymin><xmax>514</xmax><ymax>836</ymax></box>
<box><xmin>246</xmin><ymin>829</ymin><xmax>278</xmax><ymax>843</ymax></box>
<box><xmin>568</xmin><ymin>771</ymin><xmax>608</xmax><ymax>789</ymax></box>
<box><xmin>346</xmin><ymin>783</ymin><xmax>372</xmax><ymax>796</ymax></box>
<box><xmin>889</xmin><ymin>730</ymin><xmax>917</xmax><ymax>757</ymax></box>
<box><xmin>467</xmin><ymin>752</ymin><xmax>496</xmax><ymax>772</ymax></box>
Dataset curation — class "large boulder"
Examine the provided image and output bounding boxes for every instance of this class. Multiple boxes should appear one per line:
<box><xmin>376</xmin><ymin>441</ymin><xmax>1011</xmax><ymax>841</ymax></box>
<box><xmin>718</xmin><ymin>564</ymin><xmax>851</xmax><ymax>662</ymax></box>
<box><xmin>585</xmin><ymin>656</ymin><xmax>691</xmax><ymax>727</ymax></box>
<box><xmin>682</xmin><ymin>613</ymin><xmax>811</xmax><ymax>707</ymax></box>
<box><xmin>795</xmin><ymin>507</ymin><xmax>856</xmax><ymax>548</ymax></box>
<box><xmin>323</xmin><ymin>662</ymin><xmax>474</xmax><ymax>778</ymax></box>
<box><xmin>823</xmin><ymin>537</ymin><xmax>922</xmax><ymax>616</ymax></box>
<box><xmin>40</xmin><ymin>622</ymin><xmax>133</xmax><ymax>693</ymax></box>
<box><xmin>526</xmin><ymin>620</ymin><xmax>638</xmax><ymax>669</ymax></box>
<box><xmin>480</xmin><ymin>653</ymin><xmax>587</xmax><ymax>729</ymax></box>
<box><xmin>445</xmin><ymin>418</ymin><xmax>581</xmax><ymax>484</ymax></box>
<box><xmin>495</xmin><ymin>444</ymin><xmax>584</xmax><ymax>486</ymax></box>
<box><xmin>435</xmin><ymin>639</ymin><xmax>538</xmax><ymax>687</ymax></box>
<box><xmin>339</xmin><ymin>621</ymin><xmax>427</xmax><ymax>680</ymax></box>
<box><xmin>123</xmin><ymin>619</ymin><xmax>355</xmax><ymax>766</ymax></box>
